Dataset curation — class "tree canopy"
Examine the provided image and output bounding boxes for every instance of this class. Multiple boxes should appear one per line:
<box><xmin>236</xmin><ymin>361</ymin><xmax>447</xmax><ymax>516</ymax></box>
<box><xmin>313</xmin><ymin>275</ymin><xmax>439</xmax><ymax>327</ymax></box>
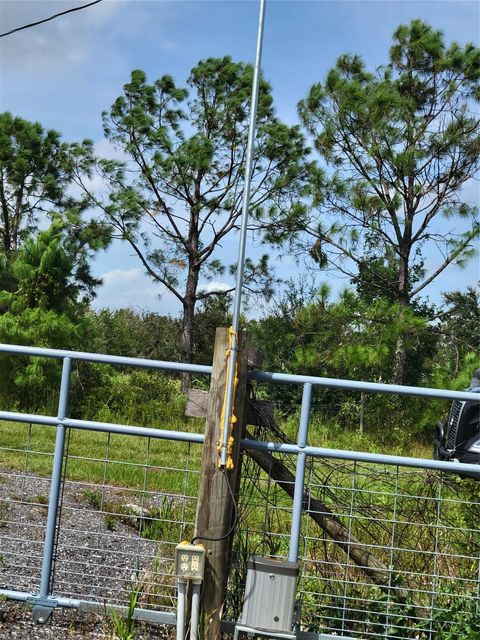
<box><xmin>0</xmin><ymin>224</ymin><xmax>92</xmax><ymax>405</ymax></box>
<box><xmin>265</xmin><ymin>20</ymin><xmax>480</xmax><ymax>382</ymax></box>
<box><xmin>76</xmin><ymin>57</ymin><xmax>308</xmax><ymax>372</ymax></box>
<box><xmin>0</xmin><ymin>112</ymin><xmax>110</xmax><ymax>299</ymax></box>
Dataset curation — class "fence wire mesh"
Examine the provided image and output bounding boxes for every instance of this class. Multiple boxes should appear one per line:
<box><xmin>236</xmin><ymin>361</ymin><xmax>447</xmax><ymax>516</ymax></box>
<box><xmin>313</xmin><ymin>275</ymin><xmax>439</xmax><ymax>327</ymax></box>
<box><xmin>0</xmin><ymin>344</ymin><xmax>479</xmax><ymax>639</ymax></box>
<box><xmin>232</xmin><ymin>451</ymin><xmax>480</xmax><ymax>639</ymax></box>
<box><xmin>0</xmin><ymin>420</ymin><xmax>202</xmax><ymax>615</ymax></box>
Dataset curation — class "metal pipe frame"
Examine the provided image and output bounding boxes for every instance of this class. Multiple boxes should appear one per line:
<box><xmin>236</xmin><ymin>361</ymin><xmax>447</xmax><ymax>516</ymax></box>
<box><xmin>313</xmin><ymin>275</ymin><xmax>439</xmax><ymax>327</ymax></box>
<box><xmin>249</xmin><ymin>369</ymin><xmax>480</xmax><ymax>402</ymax></box>
<box><xmin>0</xmin><ymin>588</ymin><xmax>176</xmax><ymax>625</ymax></box>
<box><xmin>38</xmin><ymin>358</ymin><xmax>70</xmax><ymax>596</ymax></box>
<box><xmin>0</xmin><ymin>590</ymin><xmax>350</xmax><ymax>639</ymax></box>
<box><xmin>1</xmin><ymin>342</ymin><xmax>477</xmax><ymax>402</ymax></box>
<box><xmin>1</xmin><ymin>408</ymin><xmax>476</xmax><ymax>475</ymax></box>
<box><xmin>289</xmin><ymin>383</ymin><xmax>312</xmax><ymax>562</ymax></box>
<box><xmin>241</xmin><ymin>438</ymin><xmax>480</xmax><ymax>476</ymax></box>
<box><xmin>1</xmin><ymin>340</ymin><xmax>479</xmax><ymax>629</ymax></box>
<box><xmin>0</xmin><ymin>343</ymin><xmax>211</xmax><ymax>376</ymax></box>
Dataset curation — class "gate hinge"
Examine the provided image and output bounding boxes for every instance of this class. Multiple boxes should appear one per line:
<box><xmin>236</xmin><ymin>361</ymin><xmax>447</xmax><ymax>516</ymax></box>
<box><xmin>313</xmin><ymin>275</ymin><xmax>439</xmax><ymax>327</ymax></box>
<box><xmin>27</xmin><ymin>596</ymin><xmax>58</xmax><ymax>624</ymax></box>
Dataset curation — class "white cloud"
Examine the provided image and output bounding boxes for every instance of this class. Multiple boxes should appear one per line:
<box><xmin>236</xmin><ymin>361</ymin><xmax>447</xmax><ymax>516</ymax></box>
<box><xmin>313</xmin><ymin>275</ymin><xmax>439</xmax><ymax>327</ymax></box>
<box><xmin>198</xmin><ymin>280</ymin><xmax>232</xmax><ymax>294</ymax></box>
<box><xmin>101</xmin><ymin>267</ymin><xmax>142</xmax><ymax>286</ymax></box>
<box><xmin>93</xmin><ymin>267</ymin><xmax>182</xmax><ymax>315</ymax></box>
<box><xmin>94</xmin><ymin>137</ymin><xmax>128</xmax><ymax>162</ymax></box>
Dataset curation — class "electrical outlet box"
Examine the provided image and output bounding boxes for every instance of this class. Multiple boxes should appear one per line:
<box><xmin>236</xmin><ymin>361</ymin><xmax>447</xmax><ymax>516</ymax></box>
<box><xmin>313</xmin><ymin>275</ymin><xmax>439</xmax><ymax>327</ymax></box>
<box><xmin>238</xmin><ymin>556</ymin><xmax>298</xmax><ymax>632</ymax></box>
<box><xmin>175</xmin><ymin>543</ymin><xmax>205</xmax><ymax>582</ymax></box>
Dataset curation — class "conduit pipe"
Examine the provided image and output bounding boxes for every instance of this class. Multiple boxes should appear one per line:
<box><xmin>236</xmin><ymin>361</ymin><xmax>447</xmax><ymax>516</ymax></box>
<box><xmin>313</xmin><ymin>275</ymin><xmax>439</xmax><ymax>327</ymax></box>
<box><xmin>189</xmin><ymin>583</ymin><xmax>201</xmax><ymax>640</ymax></box>
<box><xmin>176</xmin><ymin>579</ymin><xmax>187</xmax><ymax>640</ymax></box>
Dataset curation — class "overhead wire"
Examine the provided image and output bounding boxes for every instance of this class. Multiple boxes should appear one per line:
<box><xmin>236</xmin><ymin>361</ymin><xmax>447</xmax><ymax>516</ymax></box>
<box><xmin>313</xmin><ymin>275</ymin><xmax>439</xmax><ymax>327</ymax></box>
<box><xmin>0</xmin><ymin>0</ymin><xmax>103</xmax><ymax>38</ymax></box>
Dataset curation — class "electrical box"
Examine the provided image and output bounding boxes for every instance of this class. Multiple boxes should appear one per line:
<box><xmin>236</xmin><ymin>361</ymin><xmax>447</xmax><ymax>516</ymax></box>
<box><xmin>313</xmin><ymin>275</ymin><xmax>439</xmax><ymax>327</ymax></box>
<box><xmin>174</xmin><ymin>543</ymin><xmax>205</xmax><ymax>583</ymax></box>
<box><xmin>238</xmin><ymin>556</ymin><xmax>299</xmax><ymax>632</ymax></box>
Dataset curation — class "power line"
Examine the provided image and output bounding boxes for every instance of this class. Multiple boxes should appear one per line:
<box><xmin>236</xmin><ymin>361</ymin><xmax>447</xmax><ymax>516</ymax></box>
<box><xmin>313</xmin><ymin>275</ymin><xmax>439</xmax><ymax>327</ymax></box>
<box><xmin>0</xmin><ymin>0</ymin><xmax>103</xmax><ymax>38</ymax></box>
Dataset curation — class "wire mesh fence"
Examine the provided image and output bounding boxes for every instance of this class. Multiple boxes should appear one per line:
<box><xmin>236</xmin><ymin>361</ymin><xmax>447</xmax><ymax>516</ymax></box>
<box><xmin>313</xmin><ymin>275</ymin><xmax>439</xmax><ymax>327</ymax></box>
<box><xmin>232</xmin><ymin>451</ymin><xmax>480</xmax><ymax>639</ymax></box>
<box><xmin>0</xmin><ymin>343</ymin><xmax>479</xmax><ymax>639</ymax></box>
<box><xmin>0</xmin><ymin>420</ymin><xmax>202</xmax><ymax>616</ymax></box>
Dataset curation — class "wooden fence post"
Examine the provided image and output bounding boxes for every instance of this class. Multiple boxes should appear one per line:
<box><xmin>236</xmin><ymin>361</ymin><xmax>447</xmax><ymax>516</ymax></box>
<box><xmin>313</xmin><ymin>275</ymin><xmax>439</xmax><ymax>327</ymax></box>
<box><xmin>194</xmin><ymin>327</ymin><xmax>250</xmax><ymax>640</ymax></box>
<box><xmin>359</xmin><ymin>392</ymin><xmax>366</xmax><ymax>434</ymax></box>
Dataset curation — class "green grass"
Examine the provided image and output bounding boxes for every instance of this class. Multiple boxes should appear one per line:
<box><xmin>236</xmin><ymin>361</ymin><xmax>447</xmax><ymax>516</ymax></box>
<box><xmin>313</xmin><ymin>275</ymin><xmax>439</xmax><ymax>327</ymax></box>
<box><xmin>1</xmin><ymin>413</ymin><xmax>477</xmax><ymax>639</ymax></box>
<box><xmin>0</xmin><ymin>419</ymin><xmax>203</xmax><ymax>492</ymax></box>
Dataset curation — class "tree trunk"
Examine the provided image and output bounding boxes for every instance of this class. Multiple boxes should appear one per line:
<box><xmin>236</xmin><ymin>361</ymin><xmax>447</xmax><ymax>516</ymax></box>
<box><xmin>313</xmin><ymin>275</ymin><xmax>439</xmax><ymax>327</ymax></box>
<box><xmin>180</xmin><ymin>264</ymin><xmax>200</xmax><ymax>394</ymax></box>
<box><xmin>180</xmin><ymin>297</ymin><xmax>195</xmax><ymax>394</ymax></box>
<box><xmin>393</xmin><ymin>333</ymin><xmax>407</xmax><ymax>386</ymax></box>
<box><xmin>359</xmin><ymin>392</ymin><xmax>365</xmax><ymax>433</ymax></box>
<box><xmin>394</xmin><ymin>253</ymin><xmax>410</xmax><ymax>385</ymax></box>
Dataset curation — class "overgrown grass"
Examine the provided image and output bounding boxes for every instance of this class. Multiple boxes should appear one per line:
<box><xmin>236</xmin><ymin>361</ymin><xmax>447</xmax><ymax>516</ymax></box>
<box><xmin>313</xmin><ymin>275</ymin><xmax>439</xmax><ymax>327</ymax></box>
<box><xmin>0</xmin><ymin>394</ymin><xmax>477</xmax><ymax>640</ymax></box>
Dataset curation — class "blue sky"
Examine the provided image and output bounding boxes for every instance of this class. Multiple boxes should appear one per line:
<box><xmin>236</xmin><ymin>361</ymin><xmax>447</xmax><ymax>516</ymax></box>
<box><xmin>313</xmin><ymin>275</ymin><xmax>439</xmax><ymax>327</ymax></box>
<box><xmin>1</xmin><ymin>0</ymin><xmax>479</xmax><ymax>315</ymax></box>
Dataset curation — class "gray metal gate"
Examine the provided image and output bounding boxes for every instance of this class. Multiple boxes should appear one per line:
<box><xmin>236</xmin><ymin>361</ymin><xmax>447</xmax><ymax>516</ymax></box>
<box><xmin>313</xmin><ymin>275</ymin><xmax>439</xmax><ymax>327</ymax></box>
<box><xmin>0</xmin><ymin>343</ymin><xmax>479</xmax><ymax>638</ymax></box>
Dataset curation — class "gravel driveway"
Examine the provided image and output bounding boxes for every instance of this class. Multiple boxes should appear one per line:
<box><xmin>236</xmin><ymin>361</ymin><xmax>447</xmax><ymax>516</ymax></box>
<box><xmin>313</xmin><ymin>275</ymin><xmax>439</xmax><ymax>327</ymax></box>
<box><xmin>0</xmin><ymin>470</ymin><xmax>176</xmax><ymax>639</ymax></box>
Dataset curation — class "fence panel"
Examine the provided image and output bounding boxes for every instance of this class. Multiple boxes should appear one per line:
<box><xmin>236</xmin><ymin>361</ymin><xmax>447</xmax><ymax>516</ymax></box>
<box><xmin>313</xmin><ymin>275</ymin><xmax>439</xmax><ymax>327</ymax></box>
<box><xmin>233</xmin><ymin>452</ymin><xmax>480</xmax><ymax>639</ymax></box>
<box><xmin>0</xmin><ymin>419</ymin><xmax>203</xmax><ymax>616</ymax></box>
<box><xmin>0</xmin><ymin>421</ymin><xmax>54</xmax><ymax>595</ymax></box>
<box><xmin>0</xmin><ymin>343</ymin><xmax>479</xmax><ymax>639</ymax></box>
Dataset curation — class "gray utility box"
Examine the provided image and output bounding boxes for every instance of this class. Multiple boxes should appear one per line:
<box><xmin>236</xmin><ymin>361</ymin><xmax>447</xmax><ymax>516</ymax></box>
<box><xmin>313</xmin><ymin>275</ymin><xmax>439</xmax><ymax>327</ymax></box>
<box><xmin>238</xmin><ymin>556</ymin><xmax>299</xmax><ymax>633</ymax></box>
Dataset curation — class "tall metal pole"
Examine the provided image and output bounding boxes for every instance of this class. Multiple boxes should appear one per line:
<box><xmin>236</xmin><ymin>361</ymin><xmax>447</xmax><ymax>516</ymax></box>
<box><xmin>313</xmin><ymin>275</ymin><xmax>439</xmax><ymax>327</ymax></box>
<box><xmin>219</xmin><ymin>0</ymin><xmax>267</xmax><ymax>467</ymax></box>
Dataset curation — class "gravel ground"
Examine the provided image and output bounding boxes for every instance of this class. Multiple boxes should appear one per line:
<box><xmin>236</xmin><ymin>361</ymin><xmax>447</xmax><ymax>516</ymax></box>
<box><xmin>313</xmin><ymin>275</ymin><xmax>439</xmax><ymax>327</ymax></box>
<box><xmin>0</xmin><ymin>602</ymin><xmax>111</xmax><ymax>639</ymax></box>
<box><xmin>0</xmin><ymin>601</ymin><xmax>172</xmax><ymax>639</ymax></box>
<box><xmin>0</xmin><ymin>470</ymin><xmax>176</xmax><ymax>639</ymax></box>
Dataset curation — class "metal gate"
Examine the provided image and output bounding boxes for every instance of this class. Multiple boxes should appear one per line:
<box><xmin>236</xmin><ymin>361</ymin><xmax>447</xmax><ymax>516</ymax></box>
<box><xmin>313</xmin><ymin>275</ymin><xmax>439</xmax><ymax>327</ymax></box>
<box><xmin>0</xmin><ymin>343</ymin><xmax>478</xmax><ymax>638</ymax></box>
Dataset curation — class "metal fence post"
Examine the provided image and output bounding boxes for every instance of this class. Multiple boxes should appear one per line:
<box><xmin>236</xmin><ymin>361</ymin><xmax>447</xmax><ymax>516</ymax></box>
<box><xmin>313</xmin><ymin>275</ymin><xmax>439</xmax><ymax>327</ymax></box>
<box><xmin>31</xmin><ymin>356</ymin><xmax>71</xmax><ymax>623</ymax></box>
<box><xmin>289</xmin><ymin>383</ymin><xmax>312</xmax><ymax>563</ymax></box>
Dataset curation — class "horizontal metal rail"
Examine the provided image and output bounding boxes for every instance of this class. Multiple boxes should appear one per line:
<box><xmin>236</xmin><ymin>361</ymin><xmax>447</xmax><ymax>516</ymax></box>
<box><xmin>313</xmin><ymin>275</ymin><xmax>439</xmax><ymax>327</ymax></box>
<box><xmin>241</xmin><ymin>438</ymin><xmax>480</xmax><ymax>475</ymax></box>
<box><xmin>1</xmin><ymin>342</ymin><xmax>478</xmax><ymax>402</ymax></box>
<box><xmin>0</xmin><ymin>343</ymin><xmax>212</xmax><ymax>376</ymax></box>
<box><xmin>0</xmin><ymin>408</ymin><xmax>477</xmax><ymax>476</ymax></box>
<box><xmin>0</xmin><ymin>590</ymin><xmax>353</xmax><ymax>640</ymax></box>
<box><xmin>249</xmin><ymin>369</ymin><xmax>480</xmax><ymax>401</ymax></box>
<box><xmin>0</xmin><ymin>589</ymin><xmax>176</xmax><ymax>625</ymax></box>
<box><xmin>0</xmin><ymin>410</ymin><xmax>205</xmax><ymax>444</ymax></box>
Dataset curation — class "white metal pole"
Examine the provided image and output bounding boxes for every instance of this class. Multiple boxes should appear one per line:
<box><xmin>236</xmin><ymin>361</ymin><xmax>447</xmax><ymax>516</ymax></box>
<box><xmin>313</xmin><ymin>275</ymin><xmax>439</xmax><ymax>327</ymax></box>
<box><xmin>176</xmin><ymin>579</ymin><xmax>187</xmax><ymax>640</ymax></box>
<box><xmin>189</xmin><ymin>582</ymin><xmax>201</xmax><ymax>640</ymax></box>
<box><xmin>220</xmin><ymin>0</ymin><xmax>267</xmax><ymax>467</ymax></box>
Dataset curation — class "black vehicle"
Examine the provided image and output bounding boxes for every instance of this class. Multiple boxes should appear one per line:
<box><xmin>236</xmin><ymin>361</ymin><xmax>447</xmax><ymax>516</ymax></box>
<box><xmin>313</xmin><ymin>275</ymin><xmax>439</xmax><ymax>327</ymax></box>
<box><xmin>434</xmin><ymin>368</ymin><xmax>480</xmax><ymax>477</ymax></box>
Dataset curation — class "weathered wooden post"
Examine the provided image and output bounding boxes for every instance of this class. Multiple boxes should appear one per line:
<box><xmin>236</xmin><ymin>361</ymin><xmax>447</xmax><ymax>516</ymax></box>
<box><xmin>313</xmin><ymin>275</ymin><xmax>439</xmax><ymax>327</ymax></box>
<box><xmin>194</xmin><ymin>327</ymin><xmax>250</xmax><ymax>640</ymax></box>
<box><xmin>359</xmin><ymin>392</ymin><xmax>366</xmax><ymax>434</ymax></box>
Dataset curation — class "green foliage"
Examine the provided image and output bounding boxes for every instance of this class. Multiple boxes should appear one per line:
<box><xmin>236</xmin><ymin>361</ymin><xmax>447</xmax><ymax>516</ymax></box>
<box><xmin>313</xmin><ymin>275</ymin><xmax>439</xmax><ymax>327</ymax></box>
<box><xmin>0</xmin><ymin>226</ymin><xmax>91</xmax><ymax>408</ymax></box>
<box><xmin>436</xmin><ymin>287</ymin><xmax>479</xmax><ymax>370</ymax></box>
<box><xmin>268</xmin><ymin>20</ymin><xmax>479</xmax><ymax>382</ymax></box>
<box><xmin>81</xmin><ymin>57</ymin><xmax>308</xmax><ymax>364</ymax></box>
<box><xmin>87</xmin><ymin>308</ymin><xmax>181</xmax><ymax>361</ymax></box>
<box><xmin>342</xmin><ymin>587</ymin><xmax>480</xmax><ymax>639</ymax></box>
<box><xmin>254</xmin><ymin>282</ymin><xmax>434</xmax><ymax>386</ymax></box>
<box><xmin>192</xmin><ymin>294</ymin><xmax>231</xmax><ymax>365</ymax></box>
<box><xmin>0</xmin><ymin>112</ymin><xmax>72</xmax><ymax>257</ymax></box>
<box><xmin>138</xmin><ymin>496</ymin><xmax>179</xmax><ymax>541</ymax></box>
<box><xmin>0</xmin><ymin>112</ymin><xmax>110</xmax><ymax>300</ymax></box>
<box><xmin>109</xmin><ymin>573</ymin><xmax>142</xmax><ymax>640</ymax></box>
<box><xmin>72</xmin><ymin>367</ymin><xmax>185</xmax><ymax>426</ymax></box>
